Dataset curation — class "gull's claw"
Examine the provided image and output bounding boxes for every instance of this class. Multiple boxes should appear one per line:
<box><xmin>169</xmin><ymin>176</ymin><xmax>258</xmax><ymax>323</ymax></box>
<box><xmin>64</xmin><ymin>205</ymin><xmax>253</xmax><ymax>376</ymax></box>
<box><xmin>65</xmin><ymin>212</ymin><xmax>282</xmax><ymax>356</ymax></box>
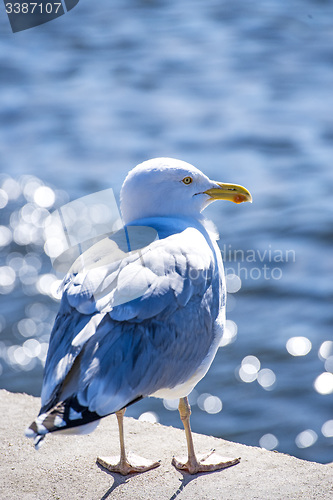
<box><xmin>97</xmin><ymin>452</ymin><xmax>160</xmax><ymax>476</ymax></box>
<box><xmin>172</xmin><ymin>449</ymin><xmax>240</xmax><ymax>474</ymax></box>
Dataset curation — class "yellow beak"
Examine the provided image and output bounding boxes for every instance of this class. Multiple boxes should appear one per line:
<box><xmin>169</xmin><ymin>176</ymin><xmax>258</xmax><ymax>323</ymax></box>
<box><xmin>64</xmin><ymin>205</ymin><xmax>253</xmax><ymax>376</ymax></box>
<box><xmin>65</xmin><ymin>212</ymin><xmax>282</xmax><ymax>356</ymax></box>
<box><xmin>204</xmin><ymin>182</ymin><xmax>252</xmax><ymax>204</ymax></box>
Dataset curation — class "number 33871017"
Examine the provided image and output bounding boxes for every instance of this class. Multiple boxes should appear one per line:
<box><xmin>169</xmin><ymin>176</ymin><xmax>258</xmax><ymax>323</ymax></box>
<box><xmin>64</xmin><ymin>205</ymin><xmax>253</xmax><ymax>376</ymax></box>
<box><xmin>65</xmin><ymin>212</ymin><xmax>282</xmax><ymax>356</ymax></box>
<box><xmin>5</xmin><ymin>3</ymin><xmax>62</xmax><ymax>14</ymax></box>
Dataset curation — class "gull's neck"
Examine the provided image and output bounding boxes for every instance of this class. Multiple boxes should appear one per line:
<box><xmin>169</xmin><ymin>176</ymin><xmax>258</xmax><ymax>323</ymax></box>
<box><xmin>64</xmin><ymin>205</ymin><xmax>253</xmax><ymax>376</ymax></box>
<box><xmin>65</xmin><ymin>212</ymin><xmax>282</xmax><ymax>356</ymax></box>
<box><xmin>125</xmin><ymin>214</ymin><xmax>219</xmax><ymax>241</ymax></box>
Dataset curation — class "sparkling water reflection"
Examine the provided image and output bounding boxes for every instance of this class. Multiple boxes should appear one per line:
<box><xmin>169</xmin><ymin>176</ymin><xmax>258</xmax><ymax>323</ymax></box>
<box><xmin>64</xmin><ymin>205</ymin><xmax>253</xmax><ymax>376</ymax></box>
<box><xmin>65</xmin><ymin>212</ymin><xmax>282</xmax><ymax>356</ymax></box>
<box><xmin>1</xmin><ymin>0</ymin><xmax>333</xmax><ymax>464</ymax></box>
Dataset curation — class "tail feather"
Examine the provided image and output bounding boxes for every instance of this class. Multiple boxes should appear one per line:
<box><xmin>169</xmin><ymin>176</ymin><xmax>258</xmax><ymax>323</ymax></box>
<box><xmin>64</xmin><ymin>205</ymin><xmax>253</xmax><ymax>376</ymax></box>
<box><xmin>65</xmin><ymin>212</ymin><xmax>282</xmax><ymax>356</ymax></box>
<box><xmin>25</xmin><ymin>395</ymin><xmax>101</xmax><ymax>449</ymax></box>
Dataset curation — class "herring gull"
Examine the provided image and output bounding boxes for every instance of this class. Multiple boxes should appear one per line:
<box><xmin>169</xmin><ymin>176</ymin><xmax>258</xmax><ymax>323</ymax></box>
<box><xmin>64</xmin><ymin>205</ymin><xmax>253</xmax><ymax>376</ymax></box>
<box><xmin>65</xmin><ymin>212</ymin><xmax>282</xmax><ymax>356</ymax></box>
<box><xmin>26</xmin><ymin>157</ymin><xmax>252</xmax><ymax>475</ymax></box>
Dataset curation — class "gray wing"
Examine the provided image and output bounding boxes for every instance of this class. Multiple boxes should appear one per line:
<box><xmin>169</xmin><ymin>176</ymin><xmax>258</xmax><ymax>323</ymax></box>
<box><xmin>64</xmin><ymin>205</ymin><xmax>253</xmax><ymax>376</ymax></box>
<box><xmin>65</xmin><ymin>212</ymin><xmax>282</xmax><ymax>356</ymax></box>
<box><xmin>29</xmin><ymin>225</ymin><xmax>223</xmax><ymax>442</ymax></box>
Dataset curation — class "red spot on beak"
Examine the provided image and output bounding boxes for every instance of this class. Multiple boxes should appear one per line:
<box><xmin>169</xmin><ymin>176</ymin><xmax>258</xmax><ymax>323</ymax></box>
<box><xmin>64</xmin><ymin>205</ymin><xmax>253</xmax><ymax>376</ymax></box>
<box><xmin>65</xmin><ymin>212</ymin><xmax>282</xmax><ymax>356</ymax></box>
<box><xmin>233</xmin><ymin>194</ymin><xmax>247</xmax><ymax>204</ymax></box>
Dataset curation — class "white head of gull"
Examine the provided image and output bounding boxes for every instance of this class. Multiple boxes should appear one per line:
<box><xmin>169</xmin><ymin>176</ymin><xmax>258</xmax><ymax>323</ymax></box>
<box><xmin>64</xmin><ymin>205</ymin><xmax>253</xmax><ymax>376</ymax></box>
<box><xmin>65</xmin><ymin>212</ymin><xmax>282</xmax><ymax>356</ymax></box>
<box><xmin>120</xmin><ymin>157</ymin><xmax>250</xmax><ymax>224</ymax></box>
<box><xmin>26</xmin><ymin>157</ymin><xmax>252</xmax><ymax>475</ymax></box>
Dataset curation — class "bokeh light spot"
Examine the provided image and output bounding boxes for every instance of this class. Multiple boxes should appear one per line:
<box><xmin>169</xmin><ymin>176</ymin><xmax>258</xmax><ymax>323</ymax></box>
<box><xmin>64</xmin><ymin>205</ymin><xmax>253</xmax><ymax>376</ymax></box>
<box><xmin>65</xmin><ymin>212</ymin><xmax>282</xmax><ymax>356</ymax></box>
<box><xmin>163</xmin><ymin>399</ymin><xmax>179</xmax><ymax>411</ymax></box>
<box><xmin>138</xmin><ymin>411</ymin><xmax>159</xmax><ymax>423</ymax></box>
<box><xmin>0</xmin><ymin>226</ymin><xmax>12</xmax><ymax>247</ymax></box>
<box><xmin>226</xmin><ymin>273</ymin><xmax>241</xmax><ymax>293</ymax></box>
<box><xmin>197</xmin><ymin>393</ymin><xmax>222</xmax><ymax>414</ymax></box>
<box><xmin>2</xmin><ymin>178</ymin><xmax>21</xmax><ymax>200</ymax></box>
<box><xmin>259</xmin><ymin>433</ymin><xmax>279</xmax><ymax>450</ymax></box>
<box><xmin>321</xmin><ymin>420</ymin><xmax>333</xmax><ymax>438</ymax></box>
<box><xmin>23</xmin><ymin>338</ymin><xmax>41</xmax><ymax>358</ymax></box>
<box><xmin>238</xmin><ymin>355</ymin><xmax>261</xmax><ymax>383</ymax></box>
<box><xmin>286</xmin><ymin>336</ymin><xmax>312</xmax><ymax>356</ymax></box>
<box><xmin>314</xmin><ymin>372</ymin><xmax>333</xmax><ymax>395</ymax></box>
<box><xmin>203</xmin><ymin>395</ymin><xmax>223</xmax><ymax>414</ymax></box>
<box><xmin>44</xmin><ymin>237</ymin><xmax>66</xmax><ymax>259</ymax></box>
<box><xmin>17</xmin><ymin>318</ymin><xmax>37</xmax><ymax>338</ymax></box>
<box><xmin>295</xmin><ymin>429</ymin><xmax>318</xmax><ymax>449</ymax></box>
<box><xmin>242</xmin><ymin>355</ymin><xmax>261</xmax><ymax>371</ymax></box>
<box><xmin>257</xmin><ymin>368</ymin><xmax>276</xmax><ymax>390</ymax></box>
<box><xmin>36</xmin><ymin>274</ymin><xmax>59</xmax><ymax>298</ymax></box>
<box><xmin>318</xmin><ymin>341</ymin><xmax>333</xmax><ymax>361</ymax></box>
<box><xmin>197</xmin><ymin>393</ymin><xmax>212</xmax><ymax>410</ymax></box>
<box><xmin>33</xmin><ymin>186</ymin><xmax>55</xmax><ymax>208</ymax></box>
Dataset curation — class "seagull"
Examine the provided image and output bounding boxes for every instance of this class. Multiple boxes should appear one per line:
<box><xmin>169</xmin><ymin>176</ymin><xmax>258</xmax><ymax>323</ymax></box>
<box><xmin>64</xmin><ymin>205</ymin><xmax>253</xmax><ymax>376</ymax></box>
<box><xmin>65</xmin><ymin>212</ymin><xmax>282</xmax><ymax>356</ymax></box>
<box><xmin>26</xmin><ymin>158</ymin><xmax>252</xmax><ymax>475</ymax></box>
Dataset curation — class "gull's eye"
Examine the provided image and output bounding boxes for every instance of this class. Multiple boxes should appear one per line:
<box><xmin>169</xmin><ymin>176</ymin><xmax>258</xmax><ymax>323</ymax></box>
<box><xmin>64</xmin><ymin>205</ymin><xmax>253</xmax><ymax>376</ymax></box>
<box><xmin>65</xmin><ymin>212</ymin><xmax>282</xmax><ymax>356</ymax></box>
<box><xmin>182</xmin><ymin>176</ymin><xmax>193</xmax><ymax>185</ymax></box>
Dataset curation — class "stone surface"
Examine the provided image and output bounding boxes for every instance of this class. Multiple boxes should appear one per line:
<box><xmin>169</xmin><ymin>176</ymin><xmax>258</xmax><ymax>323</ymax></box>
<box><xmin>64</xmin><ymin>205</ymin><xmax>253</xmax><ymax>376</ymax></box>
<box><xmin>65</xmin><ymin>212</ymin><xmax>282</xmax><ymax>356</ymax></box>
<box><xmin>1</xmin><ymin>390</ymin><xmax>332</xmax><ymax>500</ymax></box>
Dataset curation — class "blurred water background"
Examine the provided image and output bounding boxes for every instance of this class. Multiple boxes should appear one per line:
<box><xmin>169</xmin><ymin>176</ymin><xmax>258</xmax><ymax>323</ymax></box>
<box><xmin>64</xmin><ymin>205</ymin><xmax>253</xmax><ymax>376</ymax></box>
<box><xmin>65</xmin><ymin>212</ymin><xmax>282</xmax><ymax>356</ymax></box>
<box><xmin>0</xmin><ymin>0</ymin><xmax>332</xmax><ymax>464</ymax></box>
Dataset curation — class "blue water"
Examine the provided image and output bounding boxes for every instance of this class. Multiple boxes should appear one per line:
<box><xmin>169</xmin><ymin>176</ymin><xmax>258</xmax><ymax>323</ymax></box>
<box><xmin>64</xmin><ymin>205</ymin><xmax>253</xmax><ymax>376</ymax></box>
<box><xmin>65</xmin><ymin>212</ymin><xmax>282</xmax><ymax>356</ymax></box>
<box><xmin>0</xmin><ymin>0</ymin><xmax>332</xmax><ymax>464</ymax></box>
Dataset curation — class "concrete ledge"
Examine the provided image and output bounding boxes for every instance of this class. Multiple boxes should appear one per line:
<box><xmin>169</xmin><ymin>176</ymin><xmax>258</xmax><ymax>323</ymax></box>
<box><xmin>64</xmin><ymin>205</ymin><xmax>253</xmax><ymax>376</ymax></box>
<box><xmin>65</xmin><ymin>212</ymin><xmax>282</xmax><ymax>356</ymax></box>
<box><xmin>1</xmin><ymin>390</ymin><xmax>332</xmax><ymax>500</ymax></box>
